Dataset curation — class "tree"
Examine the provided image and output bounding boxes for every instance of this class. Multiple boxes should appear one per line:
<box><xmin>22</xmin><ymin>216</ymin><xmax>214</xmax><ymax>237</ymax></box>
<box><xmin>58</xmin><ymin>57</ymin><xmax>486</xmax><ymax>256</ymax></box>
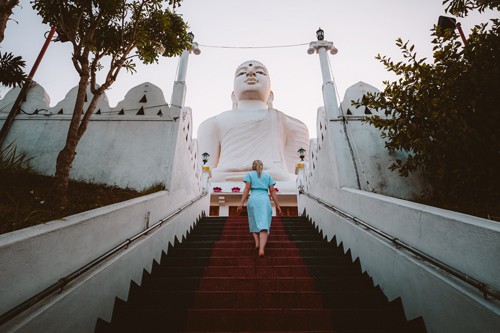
<box><xmin>0</xmin><ymin>0</ymin><xmax>19</xmax><ymax>42</ymax></box>
<box><xmin>31</xmin><ymin>0</ymin><xmax>190</xmax><ymax>204</ymax></box>
<box><xmin>443</xmin><ymin>0</ymin><xmax>500</xmax><ymax>17</ymax></box>
<box><xmin>358</xmin><ymin>10</ymin><xmax>500</xmax><ymax>205</ymax></box>
<box><xmin>0</xmin><ymin>0</ymin><xmax>26</xmax><ymax>88</ymax></box>
<box><xmin>0</xmin><ymin>50</ymin><xmax>26</xmax><ymax>87</ymax></box>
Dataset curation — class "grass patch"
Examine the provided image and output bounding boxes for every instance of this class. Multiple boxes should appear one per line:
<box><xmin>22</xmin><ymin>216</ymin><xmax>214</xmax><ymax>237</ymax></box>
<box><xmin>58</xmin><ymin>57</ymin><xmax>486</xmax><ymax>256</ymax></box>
<box><xmin>0</xmin><ymin>168</ymin><xmax>150</xmax><ymax>235</ymax></box>
<box><xmin>0</xmin><ymin>142</ymin><xmax>33</xmax><ymax>171</ymax></box>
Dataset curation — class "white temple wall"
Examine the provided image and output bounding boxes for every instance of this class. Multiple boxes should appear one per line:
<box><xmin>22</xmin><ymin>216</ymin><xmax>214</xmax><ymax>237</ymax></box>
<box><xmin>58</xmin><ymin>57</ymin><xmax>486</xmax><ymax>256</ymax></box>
<box><xmin>0</xmin><ymin>190</ymin><xmax>210</xmax><ymax>333</ymax></box>
<box><xmin>305</xmin><ymin>82</ymin><xmax>427</xmax><ymax>201</ymax></box>
<box><xmin>299</xmin><ymin>194</ymin><xmax>500</xmax><ymax>333</ymax></box>
<box><xmin>168</xmin><ymin>106</ymin><xmax>202</xmax><ymax>196</ymax></box>
<box><xmin>0</xmin><ymin>82</ymin><xmax>200</xmax><ymax>192</ymax></box>
<box><xmin>342</xmin><ymin>118</ymin><xmax>427</xmax><ymax>198</ymax></box>
<box><xmin>298</xmin><ymin>81</ymin><xmax>500</xmax><ymax>332</ymax></box>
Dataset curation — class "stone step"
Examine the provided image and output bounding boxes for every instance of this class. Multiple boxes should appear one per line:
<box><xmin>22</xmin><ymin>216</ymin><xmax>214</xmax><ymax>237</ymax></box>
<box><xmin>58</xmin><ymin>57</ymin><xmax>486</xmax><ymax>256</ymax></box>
<box><xmin>95</xmin><ymin>216</ymin><xmax>426</xmax><ymax>333</ymax></box>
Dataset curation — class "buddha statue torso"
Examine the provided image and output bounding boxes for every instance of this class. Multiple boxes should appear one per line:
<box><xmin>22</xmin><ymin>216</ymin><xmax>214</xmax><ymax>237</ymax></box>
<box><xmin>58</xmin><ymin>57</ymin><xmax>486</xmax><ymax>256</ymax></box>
<box><xmin>197</xmin><ymin>60</ymin><xmax>309</xmax><ymax>182</ymax></box>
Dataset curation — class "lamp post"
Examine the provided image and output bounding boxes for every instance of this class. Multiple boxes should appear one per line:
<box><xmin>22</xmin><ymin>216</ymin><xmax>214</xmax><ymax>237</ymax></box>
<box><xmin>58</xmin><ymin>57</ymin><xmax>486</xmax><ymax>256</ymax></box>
<box><xmin>307</xmin><ymin>28</ymin><xmax>340</xmax><ymax>119</ymax></box>
<box><xmin>201</xmin><ymin>152</ymin><xmax>211</xmax><ymax>192</ymax></box>
<box><xmin>295</xmin><ymin>148</ymin><xmax>306</xmax><ymax>193</ymax></box>
<box><xmin>438</xmin><ymin>15</ymin><xmax>467</xmax><ymax>45</ymax></box>
<box><xmin>171</xmin><ymin>31</ymin><xmax>201</xmax><ymax>109</ymax></box>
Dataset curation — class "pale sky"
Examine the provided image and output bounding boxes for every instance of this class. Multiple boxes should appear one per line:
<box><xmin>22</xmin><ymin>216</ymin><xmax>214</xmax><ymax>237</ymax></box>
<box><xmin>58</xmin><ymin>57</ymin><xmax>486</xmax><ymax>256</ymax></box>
<box><xmin>1</xmin><ymin>0</ymin><xmax>497</xmax><ymax>138</ymax></box>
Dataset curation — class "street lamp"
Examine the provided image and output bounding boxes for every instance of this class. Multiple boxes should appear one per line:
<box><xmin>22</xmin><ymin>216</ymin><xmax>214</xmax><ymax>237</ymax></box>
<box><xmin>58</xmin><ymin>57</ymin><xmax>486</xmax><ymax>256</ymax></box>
<box><xmin>316</xmin><ymin>27</ymin><xmax>324</xmax><ymax>41</ymax></box>
<box><xmin>187</xmin><ymin>31</ymin><xmax>195</xmax><ymax>43</ymax></box>
<box><xmin>438</xmin><ymin>15</ymin><xmax>467</xmax><ymax>45</ymax></box>
<box><xmin>297</xmin><ymin>147</ymin><xmax>306</xmax><ymax>162</ymax></box>
<box><xmin>202</xmin><ymin>152</ymin><xmax>210</xmax><ymax>165</ymax></box>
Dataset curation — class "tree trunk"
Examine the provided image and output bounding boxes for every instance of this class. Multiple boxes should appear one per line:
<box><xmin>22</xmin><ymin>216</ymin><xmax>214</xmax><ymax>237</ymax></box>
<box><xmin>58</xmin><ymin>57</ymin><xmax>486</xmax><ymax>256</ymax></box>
<box><xmin>0</xmin><ymin>0</ymin><xmax>19</xmax><ymax>43</ymax></box>
<box><xmin>53</xmin><ymin>75</ymin><xmax>89</xmax><ymax>205</ymax></box>
<box><xmin>53</xmin><ymin>76</ymin><xmax>105</xmax><ymax>205</ymax></box>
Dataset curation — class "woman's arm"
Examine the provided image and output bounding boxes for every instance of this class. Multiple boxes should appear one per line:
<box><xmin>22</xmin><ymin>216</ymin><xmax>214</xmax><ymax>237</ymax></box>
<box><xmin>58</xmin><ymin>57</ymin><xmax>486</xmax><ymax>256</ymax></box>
<box><xmin>237</xmin><ymin>181</ymin><xmax>251</xmax><ymax>214</ymax></box>
<box><xmin>269</xmin><ymin>185</ymin><xmax>282</xmax><ymax>216</ymax></box>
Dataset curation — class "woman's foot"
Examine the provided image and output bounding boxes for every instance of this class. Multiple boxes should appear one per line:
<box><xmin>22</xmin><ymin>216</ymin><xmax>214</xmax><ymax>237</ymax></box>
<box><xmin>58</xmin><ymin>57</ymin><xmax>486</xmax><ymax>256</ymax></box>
<box><xmin>258</xmin><ymin>250</ymin><xmax>265</xmax><ymax>258</ymax></box>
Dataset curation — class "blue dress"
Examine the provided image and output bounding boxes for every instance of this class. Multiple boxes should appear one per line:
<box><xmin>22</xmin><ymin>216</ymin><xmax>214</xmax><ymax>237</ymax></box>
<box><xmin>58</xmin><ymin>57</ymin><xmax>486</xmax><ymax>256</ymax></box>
<box><xmin>243</xmin><ymin>171</ymin><xmax>276</xmax><ymax>233</ymax></box>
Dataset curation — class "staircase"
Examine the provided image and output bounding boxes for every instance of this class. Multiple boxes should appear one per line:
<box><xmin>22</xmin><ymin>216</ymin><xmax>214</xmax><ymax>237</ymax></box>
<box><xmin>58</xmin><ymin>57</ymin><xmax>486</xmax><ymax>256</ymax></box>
<box><xmin>95</xmin><ymin>216</ymin><xmax>426</xmax><ymax>332</ymax></box>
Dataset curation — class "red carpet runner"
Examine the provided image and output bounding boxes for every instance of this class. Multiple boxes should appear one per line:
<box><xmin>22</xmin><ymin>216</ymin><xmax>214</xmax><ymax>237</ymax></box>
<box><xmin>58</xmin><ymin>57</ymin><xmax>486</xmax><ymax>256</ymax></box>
<box><xmin>184</xmin><ymin>216</ymin><xmax>334</xmax><ymax>332</ymax></box>
<box><xmin>95</xmin><ymin>216</ymin><xmax>426</xmax><ymax>332</ymax></box>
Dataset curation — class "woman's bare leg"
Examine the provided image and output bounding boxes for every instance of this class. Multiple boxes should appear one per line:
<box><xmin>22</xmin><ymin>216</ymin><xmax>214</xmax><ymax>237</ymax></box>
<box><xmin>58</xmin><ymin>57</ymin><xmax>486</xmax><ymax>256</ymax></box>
<box><xmin>252</xmin><ymin>232</ymin><xmax>259</xmax><ymax>249</ymax></box>
<box><xmin>258</xmin><ymin>230</ymin><xmax>268</xmax><ymax>257</ymax></box>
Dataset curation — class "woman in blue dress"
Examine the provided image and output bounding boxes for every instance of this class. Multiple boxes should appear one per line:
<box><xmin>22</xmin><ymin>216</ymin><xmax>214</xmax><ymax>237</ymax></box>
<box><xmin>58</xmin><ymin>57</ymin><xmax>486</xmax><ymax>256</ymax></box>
<box><xmin>237</xmin><ymin>160</ymin><xmax>282</xmax><ymax>257</ymax></box>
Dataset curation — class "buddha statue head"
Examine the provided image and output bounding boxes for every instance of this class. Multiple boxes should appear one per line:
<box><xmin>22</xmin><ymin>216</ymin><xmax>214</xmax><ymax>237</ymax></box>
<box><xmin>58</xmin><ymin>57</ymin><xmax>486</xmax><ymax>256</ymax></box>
<box><xmin>231</xmin><ymin>60</ymin><xmax>274</xmax><ymax>110</ymax></box>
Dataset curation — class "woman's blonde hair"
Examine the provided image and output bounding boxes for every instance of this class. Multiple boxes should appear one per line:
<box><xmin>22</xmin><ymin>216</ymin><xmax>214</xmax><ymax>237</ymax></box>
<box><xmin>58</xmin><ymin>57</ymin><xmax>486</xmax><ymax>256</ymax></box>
<box><xmin>252</xmin><ymin>160</ymin><xmax>264</xmax><ymax>178</ymax></box>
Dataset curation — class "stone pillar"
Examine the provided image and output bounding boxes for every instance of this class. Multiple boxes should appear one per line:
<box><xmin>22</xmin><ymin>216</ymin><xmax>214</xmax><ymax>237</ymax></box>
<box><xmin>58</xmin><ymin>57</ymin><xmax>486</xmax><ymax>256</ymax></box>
<box><xmin>171</xmin><ymin>41</ymin><xmax>201</xmax><ymax>108</ymax></box>
<box><xmin>307</xmin><ymin>40</ymin><xmax>340</xmax><ymax>119</ymax></box>
<box><xmin>202</xmin><ymin>165</ymin><xmax>212</xmax><ymax>193</ymax></box>
<box><xmin>295</xmin><ymin>162</ymin><xmax>305</xmax><ymax>193</ymax></box>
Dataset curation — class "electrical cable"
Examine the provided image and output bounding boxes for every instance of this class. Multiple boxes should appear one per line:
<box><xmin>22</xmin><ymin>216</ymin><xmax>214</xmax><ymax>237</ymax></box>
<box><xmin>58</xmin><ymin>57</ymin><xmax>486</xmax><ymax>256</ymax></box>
<box><xmin>343</xmin><ymin>109</ymin><xmax>374</xmax><ymax>192</ymax></box>
<box><xmin>326</xmin><ymin>55</ymin><xmax>370</xmax><ymax>191</ymax></box>
<box><xmin>327</xmin><ymin>53</ymin><xmax>364</xmax><ymax>190</ymax></box>
<box><xmin>197</xmin><ymin>42</ymin><xmax>309</xmax><ymax>49</ymax></box>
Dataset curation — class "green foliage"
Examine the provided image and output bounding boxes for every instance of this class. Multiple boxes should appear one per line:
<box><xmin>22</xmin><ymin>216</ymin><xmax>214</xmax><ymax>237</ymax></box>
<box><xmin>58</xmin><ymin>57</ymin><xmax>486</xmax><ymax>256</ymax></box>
<box><xmin>0</xmin><ymin>142</ymin><xmax>33</xmax><ymax>171</ymax></box>
<box><xmin>0</xmin><ymin>51</ymin><xmax>26</xmax><ymax>87</ymax></box>
<box><xmin>30</xmin><ymin>0</ymin><xmax>190</xmax><ymax>96</ymax></box>
<box><xmin>443</xmin><ymin>0</ymin><xmax>500</xmax><ymax>17</ymax></box>
<box><xmin>358</xmin><ymin>19</ymin><xmax>500</xmax><ymax>201</ymax></box>
<box><xmin>141</xmin><ymin>182</ymin><xmax>166</xmax><ymax>195</ymax></box>
<box><xmin>29</xmin><ymin>0</ymin><xmax>190</xmax><ymax>200</ymax></box>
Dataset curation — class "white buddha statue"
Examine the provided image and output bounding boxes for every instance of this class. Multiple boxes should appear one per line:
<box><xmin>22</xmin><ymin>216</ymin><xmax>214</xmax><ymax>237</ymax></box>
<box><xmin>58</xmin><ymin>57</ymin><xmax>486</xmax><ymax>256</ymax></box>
<box><xmin>197</xmin><ymin>60</ymin><xmax>309</xmax><ymax>182</ymax></box>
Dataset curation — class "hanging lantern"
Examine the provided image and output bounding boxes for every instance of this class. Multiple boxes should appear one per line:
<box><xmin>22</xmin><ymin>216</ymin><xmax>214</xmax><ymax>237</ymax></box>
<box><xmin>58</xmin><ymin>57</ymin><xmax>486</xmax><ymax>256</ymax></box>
<box><xmin>202</xmin><ymin>152</ymin><xmax>210</xmax><ymax>165</ymax></box>
<box><xmin>297</xmin><ymin>147</ymin><xmax>306</xmax><ymax>162</ymax></box>
<box><xmin>316</xmin><ymin>28</ymin><xmax>324</xmax><ymax>41</ymax></box>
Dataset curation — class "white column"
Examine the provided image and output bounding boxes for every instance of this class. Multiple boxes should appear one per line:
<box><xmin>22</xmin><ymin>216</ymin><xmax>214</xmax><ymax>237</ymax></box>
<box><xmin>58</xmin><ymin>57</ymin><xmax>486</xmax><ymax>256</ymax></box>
<box><xmin>176</xmin><ymin>50</ymin><xmax>190</xmax><ymax>82</ymax></box>
<box><xmin>295</xmin><ymin>162</ymin><xmax>305</xmax><ymax>193</ymax></box>
<box><xmin>171</xmin><ymin>42</ymin><xmax>201</xmax><ymax>108</ymax></box>
<box><xmin>202</xmin><ymin>166</ymin><xmax>212</xmax><ymax>193</ymax></box>
<box><xmin>317</xmin><ymin>47</ymin><xmax>333</xmax><ymax>83</ymax></box>
<box><xmin>307</xmin><ymin>40</ymin><xmax>340</xmax><ymax>119</ymax></box>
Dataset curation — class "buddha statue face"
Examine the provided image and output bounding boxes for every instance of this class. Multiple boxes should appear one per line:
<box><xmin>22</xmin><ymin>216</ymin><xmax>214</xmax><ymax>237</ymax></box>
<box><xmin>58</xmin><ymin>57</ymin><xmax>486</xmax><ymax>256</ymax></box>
<box><xmin>233</xmin><ymin>60</ymin><xmax>271</xmax><ymax>103</ymax></box>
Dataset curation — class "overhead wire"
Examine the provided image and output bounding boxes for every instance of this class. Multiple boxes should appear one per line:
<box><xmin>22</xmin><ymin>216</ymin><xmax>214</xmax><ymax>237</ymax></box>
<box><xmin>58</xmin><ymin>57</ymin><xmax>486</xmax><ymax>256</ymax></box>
<box><xmin>0</xmin><ymin>40</ymin><xmax>311</xmax><ymax>114</ymax></box>
<box><xmin>197</xmin><ymin>42</ymin><xmax>310</xmax><ymax>49</ymax></box>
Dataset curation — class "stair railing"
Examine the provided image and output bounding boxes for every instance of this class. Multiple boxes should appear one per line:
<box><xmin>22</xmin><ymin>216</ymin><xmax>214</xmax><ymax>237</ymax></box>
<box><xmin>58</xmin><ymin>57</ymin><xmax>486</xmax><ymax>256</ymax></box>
<box><xmin>300</xmin><ymin>190</ymin><xmax>500</xmax><ymax>301</ymax></box>
<box><xmin>0</xmin><ymin>192</ymin><xmax>207</xmax><ymax>326</ymax></box>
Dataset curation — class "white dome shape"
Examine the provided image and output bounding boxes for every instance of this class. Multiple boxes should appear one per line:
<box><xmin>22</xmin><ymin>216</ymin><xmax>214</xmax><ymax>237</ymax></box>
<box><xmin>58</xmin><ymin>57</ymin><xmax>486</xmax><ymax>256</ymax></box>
<box><xmin>341</xmin><ymin>81</ymin><xmax>380</xmax><ymax>117</ymax></box>
<box><xmin>111</xmin><ymin>82</ymin><xmax>167</xmax><ymax>116</ymax></box>
<box><xmin>49</xmin><ymin>84</ymin><xmax>110</xmax><ymax>115</ymax></box>
<box><xmin>0</xmin><ymin>81</ymin><xmax>50</xmax><ymax>115</ymax></box>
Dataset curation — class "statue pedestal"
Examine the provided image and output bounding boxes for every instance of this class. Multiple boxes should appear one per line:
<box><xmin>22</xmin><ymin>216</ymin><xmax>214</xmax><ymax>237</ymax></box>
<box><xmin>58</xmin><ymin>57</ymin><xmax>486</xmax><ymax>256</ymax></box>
<box><xmin>208</xmin><ymin>181</ymin><xmax>299</xmax><ymax>217</ymax></box>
